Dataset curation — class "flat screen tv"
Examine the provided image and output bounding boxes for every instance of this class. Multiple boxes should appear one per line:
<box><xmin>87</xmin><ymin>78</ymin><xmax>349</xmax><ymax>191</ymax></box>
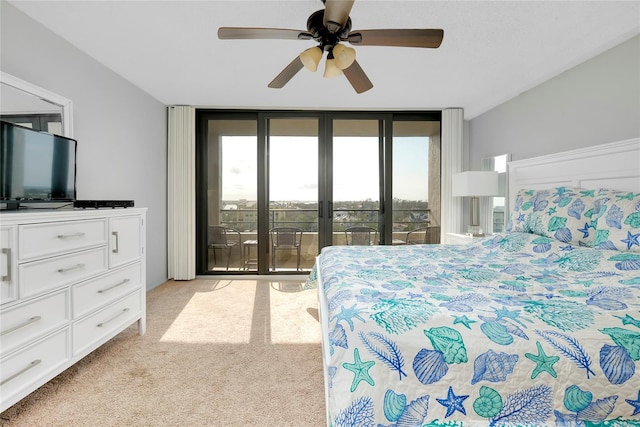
<box><xmin>0</xmin><ymin>120</ymin><xmax>77</xmax><ymax>210</ymax></box>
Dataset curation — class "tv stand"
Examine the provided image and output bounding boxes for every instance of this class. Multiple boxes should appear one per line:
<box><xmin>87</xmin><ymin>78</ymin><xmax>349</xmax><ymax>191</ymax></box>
<box><xmin>0</xmin><ymin>208</ymin><xmax>147</xmax><ymax>412</ymax></box>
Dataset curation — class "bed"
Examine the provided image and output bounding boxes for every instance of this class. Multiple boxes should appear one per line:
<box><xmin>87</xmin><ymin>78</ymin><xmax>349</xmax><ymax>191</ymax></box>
<box><xmin>307</xmin><ymin>138</ymin><xmax>640</xmax><ymax>426</ymax></box>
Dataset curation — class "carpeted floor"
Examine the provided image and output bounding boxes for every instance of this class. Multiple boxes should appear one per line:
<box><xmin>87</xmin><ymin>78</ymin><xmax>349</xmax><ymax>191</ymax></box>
<box><xmin>1</xmin><ymin>279</ymin><xmax>326</xmax><ymax>426</ymax></box>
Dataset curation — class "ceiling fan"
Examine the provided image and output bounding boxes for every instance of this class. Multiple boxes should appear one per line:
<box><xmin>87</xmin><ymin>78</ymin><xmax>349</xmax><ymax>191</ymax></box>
<box><xmin>218</xmin><ymin>0</ymin><xmax>444</xmax><ymax>94</ymax></box>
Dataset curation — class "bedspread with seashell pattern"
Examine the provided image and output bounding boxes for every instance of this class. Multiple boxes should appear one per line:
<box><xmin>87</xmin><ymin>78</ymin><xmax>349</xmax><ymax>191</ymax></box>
<box><xmin>308</xmin><ymin>232</ymin><xmax>640</xmax><ymax>426</ymax></box>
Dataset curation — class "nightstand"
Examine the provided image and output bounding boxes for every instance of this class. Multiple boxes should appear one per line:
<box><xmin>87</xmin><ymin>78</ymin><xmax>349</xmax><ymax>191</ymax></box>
<box><xmin>447</xmin><ymin>232</ymin><xmax>485</xmax><ymax>244</ymax></box>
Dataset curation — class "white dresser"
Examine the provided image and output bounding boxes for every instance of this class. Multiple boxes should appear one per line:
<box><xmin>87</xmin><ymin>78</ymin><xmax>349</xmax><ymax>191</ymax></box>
<box><xmin>0</xmin><ymin>208</ymin><xmax>146</xmax><ymax>412</ymax></box>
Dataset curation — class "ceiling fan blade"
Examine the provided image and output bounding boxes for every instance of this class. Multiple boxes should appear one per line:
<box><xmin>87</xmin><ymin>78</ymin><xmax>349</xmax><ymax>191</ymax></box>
<box><xmin>347</xmin><ymin>29</ymin><xmax>444</xmax><ymax>48</ymax></box>
<box><xmin>218</xmin><ymin>27</ymin><xmax>312</xmax><ymax>40</ymax></box>
<box><xmin>323</xmin><ymin>0</ymin><xmax>355</xmax><ymax>33</ymax></box>
<box><xmin>268</xmin><ymin>57</ymin><xmax>305</xmax><ymax>88</ymax></box>
<box><xmin>342</xmin><ymin>59</ymin><xmax>373</xmax><ymax>94</ymax></box>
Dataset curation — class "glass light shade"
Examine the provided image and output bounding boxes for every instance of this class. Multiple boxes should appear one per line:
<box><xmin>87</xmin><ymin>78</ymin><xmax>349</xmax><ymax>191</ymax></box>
<box><xmin>323</xmin><ymin>58</ymin><xmax>343</xmax><ymax>78</ymax></box>
<box><xmin>332</xmin><ymin>44</ymin><xmax>355</xmax><ymax>70</ymax></box>
<box><xmin>299</xmin><ymin>47</ymin><xmax>323</xmax><ymax>72</ymax></box>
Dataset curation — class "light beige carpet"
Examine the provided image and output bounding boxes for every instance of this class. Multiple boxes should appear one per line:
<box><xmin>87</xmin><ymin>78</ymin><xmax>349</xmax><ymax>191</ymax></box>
<box><xmin>1</xmin><ymin>279</ymin><xmax>326</xmax><ymax>426</ymax></box>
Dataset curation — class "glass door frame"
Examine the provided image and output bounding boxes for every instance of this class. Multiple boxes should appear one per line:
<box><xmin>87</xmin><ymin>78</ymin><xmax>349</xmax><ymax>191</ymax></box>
<box><xmin>320</xmin><ymin>112</ymin><xmax>393</xmax><ymax>247</ymax></box>
<box><xmin>260</xmin><ymin>112</ymin><xmax>324</xmax><ymax>273</ymax></box>
<box><xmin>195</xmin><ymin>109</ymin><xmax>441</xmax><ymax>276</ymax></box>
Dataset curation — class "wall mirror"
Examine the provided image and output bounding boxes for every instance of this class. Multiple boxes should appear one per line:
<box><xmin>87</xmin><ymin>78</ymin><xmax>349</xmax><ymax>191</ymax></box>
<box><xmin>481</xmin><ymin>153</ymin><xmax>510</xmax><ymax>233</ymax></box>
<box><xmin>0</xmin><ymin>71</ymin><xmax>73</xmax><ymax>137</ymax></box>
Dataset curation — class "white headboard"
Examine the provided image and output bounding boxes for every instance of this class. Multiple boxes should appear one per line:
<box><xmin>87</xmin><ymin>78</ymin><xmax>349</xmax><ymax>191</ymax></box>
<box><xmin>507</xmin><ymin>138</ymin><xmax>640</xmax><ymax>214</ymax></box>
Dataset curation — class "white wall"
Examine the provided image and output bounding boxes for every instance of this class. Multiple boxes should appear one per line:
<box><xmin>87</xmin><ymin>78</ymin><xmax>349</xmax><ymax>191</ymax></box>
<box><xmin>1</xmin><ymin>2</ymin><xmax>168</xmax><ymax>289</ymax></box>
<box><xmin>468</xmin><ymin>34</ymin><xmax>640</xmax><ymax>168</ymax></box>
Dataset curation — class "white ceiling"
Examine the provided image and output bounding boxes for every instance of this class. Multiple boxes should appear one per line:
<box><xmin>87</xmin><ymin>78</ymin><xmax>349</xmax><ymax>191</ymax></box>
<box><xmin>8</xmin><ymin>0</ymin><xmax>640</xmax><ymax>118</ymax></box>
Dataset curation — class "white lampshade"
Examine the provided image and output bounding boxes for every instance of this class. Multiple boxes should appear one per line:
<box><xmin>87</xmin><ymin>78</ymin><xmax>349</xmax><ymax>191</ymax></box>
<box><xmin>452</xmin><ymin>171</ymin><xmax>500</xmax><ymax>231</ymax></box>
<box><xmin>332</xmin><ymin>44</ymin><xmax>356</xmax><ymax>70</ymax></box>
<box><xmin>452</xmin><ymin>171</ymin><xmax>500</xmax><ymax>197</ymax></box>
<box><xmin>299</xmin><ymin>46</ymin><xmax>323</xmax><ymax>72</ymax></box>
<box><xmin>323</xmin><ymin>58</ymin><xmax>343</xmax><ymax>78</ymax></box>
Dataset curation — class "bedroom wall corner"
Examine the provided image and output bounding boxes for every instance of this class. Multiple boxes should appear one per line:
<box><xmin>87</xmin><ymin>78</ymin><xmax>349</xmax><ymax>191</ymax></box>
<box><xmin>467</xmin><ymin>33</ymin><xmax>640</xmax><ymax>169</ymax></box>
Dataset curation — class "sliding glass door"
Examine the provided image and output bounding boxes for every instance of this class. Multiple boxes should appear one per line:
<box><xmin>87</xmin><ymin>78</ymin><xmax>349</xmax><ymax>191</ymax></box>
<box><xmin>330</xmin><ymin>119</ymin><xmax>382</xmax><ymax>245</ymax></box>
<box><xmin>392</xmin><ymin>120</ymin><xmax>441</xmax><ymax>244</ymax></box>
<box><xmin>197</xmin><ymin>115</ymin><xmax>258</xmax><ymax>272</ymax></box>
<box><xmin>267</xmin><ymin>118</ymin><xmax>319</xmax><ymax>272</ymax></box>
<box><xmin>196</xmin><ymin>110</ymin><xmax>441</xmax><ymax>275</ymax></box>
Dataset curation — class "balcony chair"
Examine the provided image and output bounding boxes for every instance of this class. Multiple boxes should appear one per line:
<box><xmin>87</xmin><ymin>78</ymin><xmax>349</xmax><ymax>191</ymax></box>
<box><xmin>270</xmin><ymin>227</ymin><xmax>303</xmax><ymax>271</ymax></box>
<box><xmin>406</xmin><ymin>225</ymin><xmax>441</xmax><ymax>245</ymax></box>
<box><xmin>344</xmin><ymin>226</ymin><xmax>378</xmax><ymax>245</ymax></box>
<box><xmin>208</xmin><ymin>225</ymin><xmax>242</xmax><ymax>271</ymax></box>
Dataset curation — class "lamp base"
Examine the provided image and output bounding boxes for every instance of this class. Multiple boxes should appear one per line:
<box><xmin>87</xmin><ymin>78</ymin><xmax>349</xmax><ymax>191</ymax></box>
<box><xmin>467</xmin><ymin>225</ymin><xmax>484</xmax><ymax>237</ymax></box>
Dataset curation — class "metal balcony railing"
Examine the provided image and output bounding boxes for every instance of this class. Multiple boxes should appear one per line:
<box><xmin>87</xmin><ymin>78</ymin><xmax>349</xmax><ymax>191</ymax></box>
<box><xmin>219</xmin><ymin>208</ymin><xmax>430</xmax><ymax>232</ymax></box>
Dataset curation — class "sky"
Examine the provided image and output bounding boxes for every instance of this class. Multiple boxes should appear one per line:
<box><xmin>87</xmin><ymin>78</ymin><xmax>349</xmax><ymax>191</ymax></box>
<box><xmin>221</xmin><ymin>135</ymin><xmax>429</xmax><ymax>202</ymax></box>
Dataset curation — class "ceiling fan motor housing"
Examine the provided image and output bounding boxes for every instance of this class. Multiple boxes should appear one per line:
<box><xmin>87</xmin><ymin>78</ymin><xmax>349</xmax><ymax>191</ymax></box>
<box><xmin>306</xmin><ymin>9</ymin><xmax>351</xmax><ymax>50</ymax></box>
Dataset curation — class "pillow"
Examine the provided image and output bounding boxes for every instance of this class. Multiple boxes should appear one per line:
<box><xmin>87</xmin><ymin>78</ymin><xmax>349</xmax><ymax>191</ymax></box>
<box><xmin>507</xmin><ymin>187</ymin><xmax>597</xmax><ymax>247</ymax></box>
<box><xmin>591</xmin><ymin>189</ymin><xmax>640</xmax><ymax>252</ymax></box>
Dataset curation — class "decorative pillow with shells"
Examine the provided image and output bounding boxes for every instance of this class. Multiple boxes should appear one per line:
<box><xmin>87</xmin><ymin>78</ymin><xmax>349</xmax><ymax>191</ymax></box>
<box><xmin>507</xmin><ymin>187</ymin><xmax>598</xmax><ymax>247</ymax></box>
<box><xmin>591</xmin><ymin>189</ymin><xmax>640</xmax><ymax>252</ymax></box>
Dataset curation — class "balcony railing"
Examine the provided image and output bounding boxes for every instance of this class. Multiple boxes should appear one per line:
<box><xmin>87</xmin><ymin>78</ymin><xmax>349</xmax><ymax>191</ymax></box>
<box><xmin>209</xmin><ymin>208</ymin><xmax>433</xmax><ymax>271</ymax></box>
<box><xmin>219</xmin><ymin>208</ymin><xmax>430</xmax><ymax>232</ymax></box>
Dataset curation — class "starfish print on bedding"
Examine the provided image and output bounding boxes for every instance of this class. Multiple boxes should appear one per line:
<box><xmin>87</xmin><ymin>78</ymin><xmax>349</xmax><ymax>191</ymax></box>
<box><xmin>342</xmin><ymin>348</ymin><xmax>375</xmax><ymax>392</ymax></box>
<box><xmin>578</xmin><ymin>223</ymin><xmax>590</xmax><ymax>238</ymax></box>
<box><xmin>493</xmin><ymin>306</ymin><xmax>530</xmax><ymax>327</ymax></box>
<box><xmin>334</xmin><ymin>304</ymin><xmax>365</xmax><ymax>331</ymax></box>
<box><xmin>436</xmin><ymin>386</ymin><xmax>469</xmax><ymax>418</ymax></box>
<box><xmin>452</xmin><ymin>314</ymin><xmax>476</xmax><ymax>329</ymax></box>
<box><xmin>626</xmin><ymin>390</ymin><xmax>640</xmax><ymax>416</ymax></box>
<box><xmin>525</xmin><ymin>341</ymin><xmax>559</xmax><ymax>379</ymax></box>
<box><xmin>621</xmin><ymin>231</ymin><xmax>640</xmax><ymax>250</ymax></box>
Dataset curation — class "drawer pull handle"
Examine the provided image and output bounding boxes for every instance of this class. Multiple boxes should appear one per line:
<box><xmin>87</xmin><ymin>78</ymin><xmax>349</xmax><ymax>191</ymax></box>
<box><xmin>1</xmin><ymin>316</ymin><xmax>42</xmax><ymax>336</ymax></box>
<box><xmin>57</xmin><ymin>232</ymin><xmax>86</xmax><ymax>239</ymax></box>
<box><xmin>112</xmin><ymin>231</ymin><xmax>119</xmax><ymax>253</ymax></box>
<box><xmin>98</xmin><ymin>278</ymin><xmax>130</xmax><ymax>294</ymax></box>
<box><xmin>1</xmin><ymin>248</ymin><xmax>11</xmax><ymax>282</ymax></box>
<box><xmin>0</xmin><ymin>359</ymin><xmax>41</xmax><ymax>386</ymax></box>
<box><xmin>97</xmin><ymin>308</ymin><xmax>130</xmax><ymax>328</ymax></box>
<box><xmin>57</xmin><ymin>263</ymin><xmax>85</xmax><ymax>273</ymax></box>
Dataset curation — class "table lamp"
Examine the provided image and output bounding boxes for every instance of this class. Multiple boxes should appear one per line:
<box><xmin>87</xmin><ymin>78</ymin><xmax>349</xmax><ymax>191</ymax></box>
<box><xmin>452</xmin><ymin>171</ymin><xmax>500</xmax><ymax>236</ymax></box>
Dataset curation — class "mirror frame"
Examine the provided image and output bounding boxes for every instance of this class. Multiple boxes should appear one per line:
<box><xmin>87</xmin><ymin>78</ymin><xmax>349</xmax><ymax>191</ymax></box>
<box><xmin>481</xmin><ymin>153</ymin><xmax>511</xmax><ymax>234</ymax></box>
<box><xmin>1</xmin><ymin>71</ymin><xmax>74</xmax><ymax>137</ymax></box>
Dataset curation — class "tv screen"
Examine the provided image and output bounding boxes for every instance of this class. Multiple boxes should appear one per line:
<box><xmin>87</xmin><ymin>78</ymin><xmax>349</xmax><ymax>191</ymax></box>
<box><xmin>0</xmin><ymin>120</ymin><xmax>77</xmax><ymax>204</ymax></box>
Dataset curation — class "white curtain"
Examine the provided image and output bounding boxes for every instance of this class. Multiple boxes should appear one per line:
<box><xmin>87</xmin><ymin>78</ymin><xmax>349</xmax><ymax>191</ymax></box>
<box><xmin>168</xmin><ymin>106</ymin><xmax>196</xmax><ymax>280</ymax></box>
<box><xmin>441</xmin><ymin>108</ymin><xmax>464</xmax><ymax>242</ymax></box>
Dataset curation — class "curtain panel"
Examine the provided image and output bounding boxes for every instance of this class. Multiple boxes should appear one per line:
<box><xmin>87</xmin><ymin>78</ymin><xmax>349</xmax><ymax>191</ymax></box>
<box><xmin>168</xmin><ymin>106</ymin><xmax>196</xmax><ymax>280</ymax></box>
<box><xmin>441</xmin><ymin>108</ymin><xmax>464</xmax><ymax>240</ymax></box>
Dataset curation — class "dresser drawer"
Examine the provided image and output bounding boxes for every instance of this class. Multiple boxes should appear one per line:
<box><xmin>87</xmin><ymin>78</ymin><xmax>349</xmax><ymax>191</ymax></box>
<box><xmin>72</xmin><ymin>263</ymin><xmax>142</xmax><ymax>318</ymax></box>
<box><xmin>0</xmin><ymin>328</ymin><xmax>70</xmax><ymax>407</ymax></box>
<box><xmin>73</xmin><ymin>290</ymin><xmax>142</xmax><ymax>356</ymax></box>
<box><xmin>19</xmin><ymin>219</ymin><xmax>107</xmax><ymax>261</ymax></box>
<box><xmin>19</xmin><ymin>247</ymin><xmax>108</xmax><ymax>299</ymax></box>
<box><xmin>0</xmin><ymin>289</ymin><xmax>70</xmax><ymax>356</ymax></box>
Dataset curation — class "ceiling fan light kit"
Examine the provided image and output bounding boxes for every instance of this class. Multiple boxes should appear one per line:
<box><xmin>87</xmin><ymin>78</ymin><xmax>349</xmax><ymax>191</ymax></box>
<box><xmin>332</xmin><ymin>43</ymin><xmax>356</xmax><ymax>70</ymax></box>
<box><xmin>300</xmin><ymin>46</ymin><xmax>323</xmax><ymax>72</ymax></box>
<box><xmin>324</xmin><ymin>55</ymin><xmax>343</xmax><ymax>78</ymax></box>
<box><xmin>218</xmin><ymin>0</ymin><xmax>444</xmax><ymax>94</ymax></box>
